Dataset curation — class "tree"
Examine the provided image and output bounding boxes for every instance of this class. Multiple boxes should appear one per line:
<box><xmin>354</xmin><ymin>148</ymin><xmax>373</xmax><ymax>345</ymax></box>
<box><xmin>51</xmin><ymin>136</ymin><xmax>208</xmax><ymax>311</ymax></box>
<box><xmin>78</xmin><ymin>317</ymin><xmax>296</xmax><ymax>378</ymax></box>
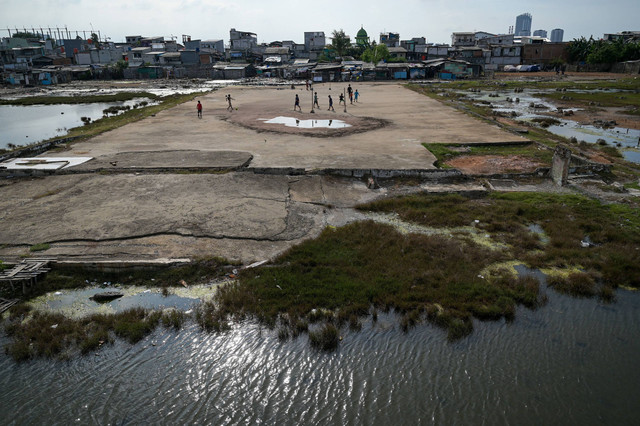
<box><xmin>91</xmin><ymin>33</ymin><xmax>101</xmax><ymax>49</ymax></box>
<box><xmin>362</xmin><ymin>44</ymin><xmax>390</xmax><ymax>64</ymax></box>
<box><xmin>331</xmin><ymin>29</ymin><xmax>351</xmax><ymax>59</ymax></box>
<box><xmin>12</xmin><ymin>32</ymin><xmax>39</xmax><ymax>39</ymax></box>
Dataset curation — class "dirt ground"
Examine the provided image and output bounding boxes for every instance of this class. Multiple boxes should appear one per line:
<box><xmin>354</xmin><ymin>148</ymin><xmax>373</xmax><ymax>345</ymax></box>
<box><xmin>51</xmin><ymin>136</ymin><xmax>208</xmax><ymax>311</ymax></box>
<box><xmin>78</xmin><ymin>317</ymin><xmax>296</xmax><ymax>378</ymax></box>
<box><xmin>446</xmin><ymin>155</ymin><xmax>545</xmax><ymax>175</ymax></box>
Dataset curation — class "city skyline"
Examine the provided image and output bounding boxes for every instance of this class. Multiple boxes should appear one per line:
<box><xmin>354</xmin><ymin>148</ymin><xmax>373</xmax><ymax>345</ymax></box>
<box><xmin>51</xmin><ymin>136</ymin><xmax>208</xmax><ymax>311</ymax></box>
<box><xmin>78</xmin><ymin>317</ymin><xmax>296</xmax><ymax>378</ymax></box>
<box><xmin>2</xmin><ymin>0</ymin><xmax>639</xmax><ymax>45</ymax></box>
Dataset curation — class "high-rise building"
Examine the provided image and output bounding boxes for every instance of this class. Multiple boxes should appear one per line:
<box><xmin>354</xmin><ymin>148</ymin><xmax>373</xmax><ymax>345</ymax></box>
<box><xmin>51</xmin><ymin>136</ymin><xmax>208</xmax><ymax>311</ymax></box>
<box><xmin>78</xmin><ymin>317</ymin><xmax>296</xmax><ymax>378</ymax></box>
<box><xmin>550</xmin><ymin>28</ymin><xmax>564</xmax><ymax>43</ymax></box>
<box><xmin>533</xmin><ymin>29</ymin><xmax>548</xmax><ymax>38</ymax></box>
<box><xmin>515</xmin><ymin>13</ymin><xmax>532</xmax><ymax>37</ymax></box>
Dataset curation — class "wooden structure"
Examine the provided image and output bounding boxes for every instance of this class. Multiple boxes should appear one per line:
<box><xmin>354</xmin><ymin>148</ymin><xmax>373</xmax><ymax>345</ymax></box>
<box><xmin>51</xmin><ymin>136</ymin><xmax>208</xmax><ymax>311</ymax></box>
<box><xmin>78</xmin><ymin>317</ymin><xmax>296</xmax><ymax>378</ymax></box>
<box><xmin>0</xmin><ymin>298</ymin><xmax>20</xmax><ymax>314</ymax></box>
<box><xmin>0</xmin><ymin>258</ymin><xmax>54</xmax><ymax>294</ymax></box>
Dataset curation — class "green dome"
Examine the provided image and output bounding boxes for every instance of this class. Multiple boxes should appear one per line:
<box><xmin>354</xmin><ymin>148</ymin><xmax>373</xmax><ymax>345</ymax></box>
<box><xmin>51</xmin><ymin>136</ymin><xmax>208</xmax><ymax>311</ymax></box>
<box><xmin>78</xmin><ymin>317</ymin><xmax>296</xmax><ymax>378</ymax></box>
<box><xmin>357</xmin><ymin>27</ymin><xmax>368</xmax><ymax>38</ymax></box>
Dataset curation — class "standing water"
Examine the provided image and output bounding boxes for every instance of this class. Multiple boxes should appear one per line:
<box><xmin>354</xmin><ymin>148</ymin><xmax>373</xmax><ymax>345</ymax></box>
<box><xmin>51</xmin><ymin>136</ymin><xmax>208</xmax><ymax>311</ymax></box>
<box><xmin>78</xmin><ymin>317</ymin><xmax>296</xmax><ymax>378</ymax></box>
<box><xmin>1</xmin><ymin>286</ymin><xmax>639</xmax><ymax>424</ymax></box>
<box><xmin>0</xmin><ymin>100</ymin><xmax>154</xmax><ymax>150</ymax></box>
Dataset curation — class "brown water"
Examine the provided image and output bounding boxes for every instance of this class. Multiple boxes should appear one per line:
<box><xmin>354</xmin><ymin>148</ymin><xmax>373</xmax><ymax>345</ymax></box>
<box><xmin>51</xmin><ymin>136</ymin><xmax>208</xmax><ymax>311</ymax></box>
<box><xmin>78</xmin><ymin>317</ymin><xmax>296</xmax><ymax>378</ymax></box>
<box><xmin>1</xmin><ymin>285</ymin><xmax>639</xmax><ymax>425</ymax></box>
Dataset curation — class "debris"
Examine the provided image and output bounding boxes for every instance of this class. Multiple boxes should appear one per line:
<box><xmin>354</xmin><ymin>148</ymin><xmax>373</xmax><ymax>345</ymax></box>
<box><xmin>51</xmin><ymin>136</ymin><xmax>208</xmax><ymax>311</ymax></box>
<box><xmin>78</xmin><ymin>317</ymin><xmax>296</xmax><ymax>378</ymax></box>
<box><xmin>245</xmin><ymin>260</ymin><xmax>268</xmax><ymax>269</ymax></box>
<box><xmin>51</xmin><ymin>324</ymin><xmax>58</xmax><ymax>329</ymax></box>
<box><xmin>179</xmin><ymin>279</ymin><xmax>188</xmax><ymax>288</ymax></box>
<box><xmin>91</xmin><ymin>291</ymin><xmax>124</xmax><ymax>302</ymax></box>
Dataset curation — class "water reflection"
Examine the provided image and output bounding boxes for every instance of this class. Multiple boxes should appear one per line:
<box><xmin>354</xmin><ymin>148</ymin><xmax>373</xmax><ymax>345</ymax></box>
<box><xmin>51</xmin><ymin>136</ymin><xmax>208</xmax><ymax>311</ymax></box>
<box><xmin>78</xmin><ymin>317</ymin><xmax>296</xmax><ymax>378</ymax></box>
<box><xmin>262</xmin><ymin>116</ymin><xmax>351</xmax><ymax>129</ymax></box>
<box><xmin>1</xmin><ymin>287</ymin><xmax>639</xmax><ymax>424</ymax></box>
<box><xmin>0</xmin><ymin>99</ymin><xmax>155</xmax><ymax>149</ymax></box>
<box><xmin>460</xmin><ymin>88</ymin><xmax>640</xmax><ymax>163</ymax></box>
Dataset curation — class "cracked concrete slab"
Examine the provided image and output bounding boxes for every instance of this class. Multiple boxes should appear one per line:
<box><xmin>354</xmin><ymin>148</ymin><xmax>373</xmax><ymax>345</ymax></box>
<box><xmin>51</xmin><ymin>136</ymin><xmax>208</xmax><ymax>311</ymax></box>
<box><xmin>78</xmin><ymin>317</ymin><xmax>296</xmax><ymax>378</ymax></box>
<box><xmin>0</xmin><ymin>173</ymin><xmax>379</xmax><ymax>263</ymax></box>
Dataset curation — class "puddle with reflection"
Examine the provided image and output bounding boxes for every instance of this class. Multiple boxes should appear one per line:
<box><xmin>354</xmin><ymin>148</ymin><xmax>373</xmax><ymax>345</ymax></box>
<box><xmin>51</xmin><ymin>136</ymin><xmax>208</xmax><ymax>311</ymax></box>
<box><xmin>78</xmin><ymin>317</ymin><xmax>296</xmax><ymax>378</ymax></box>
<box><xmin>459</xmin><ymin>88</ymin><xmax>640</xmax><ymax>163</ymax></box>
<box><xmin>0</xmin><ymin>98</ymin><xmax>158</xmax><ymax>149</ymax></box>
<box><xmin>30</xmin><ymin>284</ymin><xmax>219</xmax><ymax>318</ymax></box>
<box><xmin>260</xmin><ymin>116</ymin><xmax>351</xmax><ymax>129</ymax></box>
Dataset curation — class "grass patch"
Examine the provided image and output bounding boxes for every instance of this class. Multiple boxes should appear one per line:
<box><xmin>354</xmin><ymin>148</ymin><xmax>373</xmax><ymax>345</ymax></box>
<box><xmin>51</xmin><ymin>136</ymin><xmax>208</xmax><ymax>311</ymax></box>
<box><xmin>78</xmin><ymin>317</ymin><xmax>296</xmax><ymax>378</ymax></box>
<box><xmin>29</xmin><ymin>243</ymin><xmax>50</xmax><ymax>252</ymax></box>
<box><xmin>1</xmin><ymin>256</ymin><xmax>236</xmax><ymax>300</ymax></box>
<box><xmin>3</xmin><ymin>305</ymin><xmax>173</xmax><ymax>361</ymax></box>
<box><xmin>195</xmin><ymin>218</ymin><xmax>546</xmax><ymax>348</ymax></box>
<box><xmin>359</xmin><ymin>192</ymin><xmax>640</xmax><ymax>289</ymax></box>
<box><xmin>309</xmin><ymin>323</ymin><xmax>340</xmax><ymax>351</ymax></box>
<box><xmin>624</xmin><ymin>181</ymin><xmax>640</xmax><ymax>190</ymax></box>
<box><xmin>537</xmin><ymin>91</ymin><xmax>640</xmax><ymax>109</ymax></box>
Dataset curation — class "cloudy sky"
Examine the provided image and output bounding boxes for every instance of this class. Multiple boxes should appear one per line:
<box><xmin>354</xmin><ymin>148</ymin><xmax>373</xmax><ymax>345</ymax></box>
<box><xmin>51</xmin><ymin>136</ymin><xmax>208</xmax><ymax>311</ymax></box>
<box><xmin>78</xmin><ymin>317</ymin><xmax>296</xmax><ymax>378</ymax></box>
<box><xmin>2</xmin><ymin>0</ymin><xmax>638</xmax><ymax>45</ymax></box>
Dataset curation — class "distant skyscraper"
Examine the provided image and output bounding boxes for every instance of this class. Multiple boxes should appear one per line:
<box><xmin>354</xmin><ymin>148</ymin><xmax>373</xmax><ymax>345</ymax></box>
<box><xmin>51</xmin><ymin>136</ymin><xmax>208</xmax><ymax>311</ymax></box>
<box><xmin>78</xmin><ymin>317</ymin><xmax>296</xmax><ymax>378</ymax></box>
<box><xmin>550</xmin><ymin>28</ymin><xmax>564</xmax><ymax>43</ymax></box>
<box><xmin>515</xmin><ymin>13</ymin><xmax>532</xmax><ymax>36</ymax></box>
<box><xmin>533</xmin><ymin>29</ymin><xmax>548</xmax><ymax>38</ymax></box>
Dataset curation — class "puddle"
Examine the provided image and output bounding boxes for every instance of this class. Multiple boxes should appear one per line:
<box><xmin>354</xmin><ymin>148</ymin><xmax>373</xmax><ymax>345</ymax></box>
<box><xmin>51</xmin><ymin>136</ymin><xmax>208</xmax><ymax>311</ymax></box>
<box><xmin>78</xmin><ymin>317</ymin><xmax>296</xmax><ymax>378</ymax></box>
<box><xmin>459</xmin><ymin>88</ymin><xmax>640</xmax><ymax>164</ymax></box>
<box><xmin>28</xmin><ymin>284</ymin><xmax>223</xmax><ymax>318</ymax></box>
<box><xmin>260</xmin><ymin>116</ymin><xmax>351</xmax><ymax>129</ymax></box>
<box><xmin>514</xmin><ymin>264</ymin><xmax>548</xmax><ymax>283</ymax></box>
<box><xmin>528</xmin><ymin>223</ymin><xmax>550</xmax><ymax>244</ymax></box>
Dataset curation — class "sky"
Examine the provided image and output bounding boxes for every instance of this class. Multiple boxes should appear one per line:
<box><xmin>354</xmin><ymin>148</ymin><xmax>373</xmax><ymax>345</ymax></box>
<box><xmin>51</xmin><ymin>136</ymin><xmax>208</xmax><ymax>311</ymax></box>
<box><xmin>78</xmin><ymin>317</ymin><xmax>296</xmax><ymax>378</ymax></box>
<box><xmin>2</xmin><ymin>0</ymin><xmax>639</xmax><ymax>45</ymax></box>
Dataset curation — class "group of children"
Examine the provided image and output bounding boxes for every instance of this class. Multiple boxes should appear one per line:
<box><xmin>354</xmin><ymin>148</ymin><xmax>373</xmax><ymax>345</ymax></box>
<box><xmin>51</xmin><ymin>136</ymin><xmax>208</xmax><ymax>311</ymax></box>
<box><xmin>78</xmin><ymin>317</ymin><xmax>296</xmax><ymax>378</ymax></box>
<box><xmin>296</xmin><ymin>83</ymin><xmax>360</xmax><ymax>112</ymax></box>
<box><xmin>197</xmin><ymin>84</ymin><xmax>361</xmax><ymax>117</ymax></box>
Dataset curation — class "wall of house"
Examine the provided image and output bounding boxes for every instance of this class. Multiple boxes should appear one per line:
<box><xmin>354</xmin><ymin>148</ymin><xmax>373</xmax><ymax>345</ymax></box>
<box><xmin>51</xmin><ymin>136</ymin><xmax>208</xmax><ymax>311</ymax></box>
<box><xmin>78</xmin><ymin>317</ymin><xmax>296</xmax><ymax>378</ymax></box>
<box><xmin>522</xmin><ymin>43</ymin><xmax>568</xmax><ymax>64</ymax></box>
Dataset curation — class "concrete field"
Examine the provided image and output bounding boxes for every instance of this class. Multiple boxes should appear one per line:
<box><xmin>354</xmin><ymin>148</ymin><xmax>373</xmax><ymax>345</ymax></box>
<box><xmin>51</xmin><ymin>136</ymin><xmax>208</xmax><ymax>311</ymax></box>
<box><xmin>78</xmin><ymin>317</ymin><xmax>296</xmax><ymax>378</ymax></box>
<box><xmin>0</xmin><ymin>82</ymin><xmax>531</xmax><ymax>264</ymax></box>
<box><xmin>55</xmin><ymin>82</ymin><xmax>527</xmax><ymax>171</ymax></box>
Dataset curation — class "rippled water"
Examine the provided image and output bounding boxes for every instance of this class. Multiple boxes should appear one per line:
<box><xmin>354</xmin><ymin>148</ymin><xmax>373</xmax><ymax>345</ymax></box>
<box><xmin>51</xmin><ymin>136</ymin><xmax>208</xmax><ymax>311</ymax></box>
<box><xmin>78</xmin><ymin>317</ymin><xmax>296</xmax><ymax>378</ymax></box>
<box><xmin>1</xmin><ymin>285</ymin><xmax>639</xmax><ymax>424</ymax></box>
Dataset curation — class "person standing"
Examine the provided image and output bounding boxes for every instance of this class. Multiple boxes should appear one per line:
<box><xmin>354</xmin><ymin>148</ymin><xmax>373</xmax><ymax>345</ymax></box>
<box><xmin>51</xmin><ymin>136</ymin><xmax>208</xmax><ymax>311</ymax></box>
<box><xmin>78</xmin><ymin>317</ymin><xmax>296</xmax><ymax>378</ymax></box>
<box><xmin>226</xmin><ymin>94</ymin><xmax>234</xmax><ymax>111</ymax></box>
<box><xmin>354</xmin><ymin>90</ymin><xmax>359</xmax><ymax>103</ymax></box>
<box><xmin>197</xmin><ymin>100</ymin><xmax>203</xmax><ymax>118</ymax></box>
<box><xmin>339</xmin><ymin>93</ymin><xmax>345</xmax><ymax>105</ymax></box>
<box><xmin>294</xmin><ymin>94</ymin><xmax>302</xmax><ymax>111</ymax></box>
<box><xmin>314</xmin><ymin>92</ymin><xmax>320</xmax><ymax>108</ymax></box>
<box><xmin>347</xmin><ymin>84</ymin><xmax>353</xmax><ymax>99</ymax></box>
<box><xmin>328</xmin><ymin>95</ymin><xmax>334</xmax><ymax>111</ymax></box>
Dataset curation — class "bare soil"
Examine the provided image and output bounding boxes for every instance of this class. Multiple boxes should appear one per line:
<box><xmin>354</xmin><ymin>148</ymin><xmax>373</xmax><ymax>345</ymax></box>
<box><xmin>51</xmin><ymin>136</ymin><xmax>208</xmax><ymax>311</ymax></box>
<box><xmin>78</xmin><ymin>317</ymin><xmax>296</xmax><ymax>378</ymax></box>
<box><xmin>446</xmin><ymin>155</ymin><xmax>545</xmax><ymax>175</ymax></box>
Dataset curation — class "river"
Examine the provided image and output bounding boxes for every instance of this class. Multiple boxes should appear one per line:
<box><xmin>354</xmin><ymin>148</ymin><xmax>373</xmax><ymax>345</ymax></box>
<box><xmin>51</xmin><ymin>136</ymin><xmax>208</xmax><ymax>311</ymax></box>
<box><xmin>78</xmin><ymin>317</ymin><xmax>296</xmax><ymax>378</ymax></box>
<box><xmin>1</xmin><ymin>284</ymin><xmax>639</xmax><ymax>425</ymax></box>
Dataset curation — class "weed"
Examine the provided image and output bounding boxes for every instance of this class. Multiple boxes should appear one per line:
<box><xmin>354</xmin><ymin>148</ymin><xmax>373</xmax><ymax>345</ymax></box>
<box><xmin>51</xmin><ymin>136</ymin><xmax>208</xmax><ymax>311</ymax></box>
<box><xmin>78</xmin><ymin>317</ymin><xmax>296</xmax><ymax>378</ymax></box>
<box><xmin>161</xmin><ymin>309</ymin><xmax>186</xmax><ymax>329</ymax></box>
<box><xmin>548</xmin><ymin>272</ymin><xmax>597</xmax><ymax>297</ymax></box>
<box><xmin>29</xmin><ymin>243</ymin><xmax>50</xmax><ymax>252</ymax></box>
<box><xmin>309</xmin><ymin>323</ymin><xmax>339</xmax><ymax>351</ymax></box>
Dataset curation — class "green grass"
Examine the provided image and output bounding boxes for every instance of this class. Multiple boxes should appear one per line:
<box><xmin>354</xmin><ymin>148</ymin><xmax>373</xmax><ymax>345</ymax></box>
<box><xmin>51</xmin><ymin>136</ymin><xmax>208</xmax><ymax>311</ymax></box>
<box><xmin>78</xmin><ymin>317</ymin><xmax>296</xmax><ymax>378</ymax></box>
<box><xmin>29</xmin><ymin>243</ymin><xmax>50</xmax><ymax>252</ymax></box>
<box><xmin>408</xmin><ymin>77</ymin><xmax>640</xmax><ymax>93</ymax></box>
<box><xmin>1</xmin><ymin>256</ymin><xmax>236</xmax><ymax>300</ymax></box>
<box><xmin>0</xmin><ymin>92</ymin><xmax>159</xmax><ymax>106</ymax></box>
<box><xmin>360</xmin><ymin>192</ymin><xmax>640</xmax><ymax>289</ymax></box>
<box><xmin>537</xmin><ymin>91</ymin><xmax>640</xmax><ymax>109</ymax></box>
<box><xmin>196</xmin><ymin>218</ymin><xmax>544</xmax><ymax>346</ymax></box>
<box><xmin>3</xmin><ymin>305</ymin><xmax>169</xmax><ymax>361</ymax></box>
